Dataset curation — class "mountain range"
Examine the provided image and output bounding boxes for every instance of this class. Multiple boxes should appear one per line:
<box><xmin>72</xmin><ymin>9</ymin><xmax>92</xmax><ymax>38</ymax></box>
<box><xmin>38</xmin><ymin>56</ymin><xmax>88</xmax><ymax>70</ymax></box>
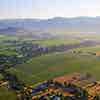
<box><xmin>0</xmin><ymin>17</ymin><xmax>100</xmax><ymax>38</ymax></box>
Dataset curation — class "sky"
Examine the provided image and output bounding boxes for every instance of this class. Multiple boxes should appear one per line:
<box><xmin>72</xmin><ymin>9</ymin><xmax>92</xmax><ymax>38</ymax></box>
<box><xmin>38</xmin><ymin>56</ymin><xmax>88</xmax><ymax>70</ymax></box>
<box><xmin>0</xmin><ymin>0</ymin><xmax>100</xmax><ymax>19</ymax></box>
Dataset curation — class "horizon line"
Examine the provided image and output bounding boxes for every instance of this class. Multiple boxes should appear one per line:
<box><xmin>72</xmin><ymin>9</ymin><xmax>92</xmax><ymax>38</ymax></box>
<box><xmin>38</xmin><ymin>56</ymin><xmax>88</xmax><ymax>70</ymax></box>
<box><xmin>0</xmin><ymin>16</ymin><xmax>100</xmax><ymax>20</ymax></box>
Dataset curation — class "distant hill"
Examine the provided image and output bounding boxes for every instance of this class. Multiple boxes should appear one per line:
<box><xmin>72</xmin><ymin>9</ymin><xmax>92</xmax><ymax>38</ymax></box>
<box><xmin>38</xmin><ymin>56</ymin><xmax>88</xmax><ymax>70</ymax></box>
<box><xmin>0</xmin><ymin>27</ymin><xmax>57</xmax><ymax>39</ymax></box>
<box><xmin>0</xmin><ymin>17</ymin><xmax>100</xmax><ymax>37</ymax></box>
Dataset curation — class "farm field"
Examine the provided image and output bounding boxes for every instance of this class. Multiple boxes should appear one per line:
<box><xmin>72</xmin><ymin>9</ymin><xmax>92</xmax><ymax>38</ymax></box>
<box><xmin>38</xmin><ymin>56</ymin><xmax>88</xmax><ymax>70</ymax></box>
<box><xmin>32</xmin><ymin>38</ymin><xmax>81</xmax><ymax>47</ymax></box>
<box><xmin>0</xmin><ymin>35</ymin><xmax>99</xmax><ymax>85</ymax></box>
<box><xmin>8</xmin><ymin>45</ymin><xmax>100</xmax><ymax>86</ymax></box>
<box><xmin>1</xmin><ymin>35</ymin><xmax>100</xmax><ymax>99</ymax></box>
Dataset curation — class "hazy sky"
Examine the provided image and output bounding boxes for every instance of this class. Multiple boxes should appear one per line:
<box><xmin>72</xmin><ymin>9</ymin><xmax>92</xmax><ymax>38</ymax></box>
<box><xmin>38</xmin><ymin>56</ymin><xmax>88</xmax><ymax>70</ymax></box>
<box><xmin>0</xmin><ymin>0</ymin><xmax>100</xmax><ymax>19</ymax></box>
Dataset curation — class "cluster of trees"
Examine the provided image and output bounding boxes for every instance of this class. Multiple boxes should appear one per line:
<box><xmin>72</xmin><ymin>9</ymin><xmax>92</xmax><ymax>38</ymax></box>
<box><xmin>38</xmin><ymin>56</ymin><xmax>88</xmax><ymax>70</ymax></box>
<box><xmin>15</xmin><ymin>40</ymin><xmax>97</xmax><ymax>59</ymax></box>
<box><xmin>0</xmin><ymin>54</ymin><xmax>22</xmax><ymax>72</ymax></box>
<box><xmin>2</xmin><ymin>40</ymin><xmax>97</xmax><ymax>64</ymax></box>
<box><xmin>1</xmin><ymin>70</ymin><xmax>31</xmax><ymax>100</ymax></box>
<box><xmin>1</xmin><ymin>40</ymin><xmax>86</xmax><ymax>72</ymax></box>
<box><xmin>15</xmin><ymin>42</ymin><xmax>79</xmax><ymax>60</ymax></box>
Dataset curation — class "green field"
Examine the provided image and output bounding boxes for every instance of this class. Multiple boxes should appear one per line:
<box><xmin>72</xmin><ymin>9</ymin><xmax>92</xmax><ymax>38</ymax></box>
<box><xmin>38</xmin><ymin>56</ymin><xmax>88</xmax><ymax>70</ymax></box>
<box><xmin>33</xmin><ymin>39</ymin><xmax>80</xmax><ymax>47</ymax></box>
<box><xmin>1</xmin><ymin>35</ymin><xmax>100</xmax><ymax>100</ymax></box>
<box><xmin>8</xmin><ymin>46</ymin><xmax>100</xmax><ymax>86</ymax></box>
<box><xmin>0</xmin><ymin>86</ymin><xmax>17</xmax><ymax>100</ymax></box>
<box><xmin>0</xmin><ymin>35</ymin><xmax>98</xmax><ymax>86</ymax></box>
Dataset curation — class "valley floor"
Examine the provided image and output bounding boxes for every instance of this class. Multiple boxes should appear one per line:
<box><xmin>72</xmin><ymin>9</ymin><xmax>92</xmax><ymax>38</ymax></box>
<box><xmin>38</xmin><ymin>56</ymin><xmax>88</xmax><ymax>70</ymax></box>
<box><xmin>0</xmin><ymin>35</ymin><xmax>100</xmax><ymax>99</ymax></box>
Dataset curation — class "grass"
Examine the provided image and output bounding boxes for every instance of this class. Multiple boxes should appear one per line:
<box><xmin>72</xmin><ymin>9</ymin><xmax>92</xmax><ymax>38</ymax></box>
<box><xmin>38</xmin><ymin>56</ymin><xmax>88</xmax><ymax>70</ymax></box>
<box><xmin>0</xmin><ymin>74</ymin><xmax>3</xmax><ymax>80</ymax></box>
<box><xmin>0</xmin><ymin>50</ymin><xmax>18</xmax><ymax>56</ymax></box>
<box><xmin>0</xmin><ymin>86</ymin><xmax>17</xmax><ymax>100</ymax></box>
<box><xmin>8</xmin><ymin>47</ymin><xmax>100</xmax><ymax>86</ymax></box>
<box><xmin>74</xmin><ymin>45</ymin><xmax>100</xmax><ymax>52</ymax></box>
<box><xmin>32</xmin><ymin>39</ymin><xmax>80</xmax><ymax>47</ymax></box>
<box><xmin>0</xmin><ymin>37</ymin><xmax>18</xmax><ymax>56</ymax></box>
<box><xmin>1</xmin><ymin>35</ymin><xmax>100</xmax><ymax>99</ymax></box>
<box><xmin>1</xmin><ymin>36</ymin><xmax>100</xmax><ymax>86</ymax></box>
